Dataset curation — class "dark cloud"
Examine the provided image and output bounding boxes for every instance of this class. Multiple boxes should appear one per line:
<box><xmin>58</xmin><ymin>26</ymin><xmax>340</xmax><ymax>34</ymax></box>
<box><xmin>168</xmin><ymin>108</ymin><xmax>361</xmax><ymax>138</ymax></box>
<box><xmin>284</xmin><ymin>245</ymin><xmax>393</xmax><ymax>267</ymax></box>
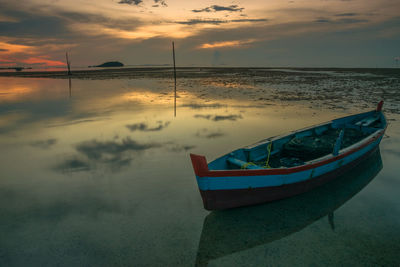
<box><xmin>30</xmin><ymin>138</ymin><xmax>57</xmax><ymax>149</ymax></box>
<box><xmin>175</xmin><ymin>18</ymin><xmax>267</xmax><ymax>25</ymax></box>
<box><xmin>59</xmin><ymin>11</ymin><xmax>144</xmax><ymax>31</ymax></box>
<box><xmin>314</xmin><ymin>18</ymin><xmax>332</xmax><ymax>23</ymax></box>
<box><xmin>126</xmin><ymin>121</ymin><xmax>170</xmax><ymax>132</ymax></box>
<box><xmin>0</xmin><ymin>14</ymin><xmax>72</xmax><ymax>38</ymax></box>
<box><xmin>176</xmin><ymin>19</ymin><xmax>226</xmax><ymax>25</ymax></box>
<box><xmin>231</xmin><ymin>19</ymin><xmax>268</xmax><ymax>23</ymax></box>
<box><xmin>335</xmin><ymin>13</ymin><xmax>358</xmax><ymax>17</ymax></box>
<box><xmin>118</xmin><ymin>0</ymin><xmax>143</xmax><ymax>5</ymax></box>
<box><xmin>0</xmin><ymin>48</ymin><xmax>8</xmax><ymax>51</ymax></box>
<box><xmin>338</xmin><ymin>18</ymin><xmax>368</xmax><ymax>24</ymax></box>
<box><xmin>0</xmin><ymin>7</ymin><xmax>144</xmax><ymax>44</ymax></box>
<box><xmin>192</xmin><ymin>5</ymin><xmax>244</xmax><ymax>13</ymax></box>
<box><xmin>154</xmin><ymin>0</ymin><xmax>167</xmax><ymax>7</ymax></box>
<box><xmin>314</xmin><ymin>17</ymin><xmax>368</xmax><ymax>24</ymax></box>
<box><xmin>194</xmin><ymin>114</ymin><xmax>243</xmax><ymax>121</ymax></box>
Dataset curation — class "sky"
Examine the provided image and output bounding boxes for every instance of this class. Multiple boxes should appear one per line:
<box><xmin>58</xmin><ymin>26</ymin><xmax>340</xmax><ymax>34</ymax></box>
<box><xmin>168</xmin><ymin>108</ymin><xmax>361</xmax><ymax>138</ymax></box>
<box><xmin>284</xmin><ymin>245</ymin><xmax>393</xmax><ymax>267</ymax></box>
<box><xmin>0</xmin><ymin>0</ymin><xmax>399</xmax><ymax>68</ymax></box>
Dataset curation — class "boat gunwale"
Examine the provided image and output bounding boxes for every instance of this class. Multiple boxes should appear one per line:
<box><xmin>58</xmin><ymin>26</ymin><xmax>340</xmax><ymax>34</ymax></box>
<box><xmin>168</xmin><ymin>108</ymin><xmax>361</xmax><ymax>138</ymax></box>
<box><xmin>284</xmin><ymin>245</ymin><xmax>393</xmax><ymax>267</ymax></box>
<box><xmin>191</xmin><ymin>111</ymin><xmax>387</xmax><ymax>178</ymax></box>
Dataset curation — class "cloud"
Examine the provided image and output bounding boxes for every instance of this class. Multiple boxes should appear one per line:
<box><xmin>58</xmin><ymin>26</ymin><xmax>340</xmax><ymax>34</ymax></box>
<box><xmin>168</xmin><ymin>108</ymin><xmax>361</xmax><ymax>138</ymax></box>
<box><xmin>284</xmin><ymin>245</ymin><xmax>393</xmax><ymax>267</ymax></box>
<box><xmin>0</xmin><ymin>48</ymin><xmax>8</xmax><ymax>51</ymax></box>
<box><xmin>175</xmin><ymin>19</ymin><xmax>226</xmax><ymax>25</ymax></box>
<box><xmin>30</xmin><ymin>138</ymin><xmax>57</xmax><ymax>149</ymax></box>
<box><xmin>231</xmin><ymin>19</ymin><xmax>268</xmax><ymax>23</ymax></box>
<box><xmin>194</xmin><ymin>114</ymin><xmax>243</xmax><ymax>121</ymax></box>
<box><xmin>0</xmin><ymin>13</ymin><xmax>72</xmax><ymax>39</ymax></box>
<box><xmin>314</xmin><ymin>18</ymin><xmax>332</xmax><ymax>23</ymax></box>
<box><xmin>338</xmin><ymin>18</ymin><xmax>368</xmax><ymax>24</ymax></box>
<box><xmin>314</xmin><ymin>17</ymin><xmax>368</xmax><ymax>24</ymax></box>
<box><xmin>175</xmin><ymin>18</ymin><xmax>267</xmax><ymax>26</ymax></box>
<box><xmin>153</xmin><ymin>0</ymin><xmax>167</xmax><ymax>7</ymax></box>
<box><xmin>118</xmin><ymin>0</ymin><xmax>166</xmax><ymax>7</ymax></box>
<box><xmin>192</xmin><ymin>5</ymin><xmax>244</xmax><ymax>13</ymax></box>
<box><xmin>118</xmin><ymin>0</ymin><xmax>143</xmax><ymax>5</ymax></box>
<box><xmin>199</xmin><ymin>39</ymin><xmax>256</xmax><ymax>49</ymax></box>
<box><xmin>335</xmin><ymin>13</ymin><xmax>358</xmax><ymax>17</ymax></box>
<box><xmin>125</xmin><ymin>121</ymin><xmax>170</xmax><ymax>132</ymax></box>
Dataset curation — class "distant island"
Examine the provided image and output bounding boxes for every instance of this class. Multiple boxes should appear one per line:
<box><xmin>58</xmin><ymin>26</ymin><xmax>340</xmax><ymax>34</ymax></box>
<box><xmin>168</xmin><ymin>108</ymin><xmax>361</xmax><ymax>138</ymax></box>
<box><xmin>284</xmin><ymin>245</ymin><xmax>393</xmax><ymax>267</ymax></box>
<box><xmin>89</xmin><ymin>61</ymin><xmax>124</xmax><ymax>68</ymax></box>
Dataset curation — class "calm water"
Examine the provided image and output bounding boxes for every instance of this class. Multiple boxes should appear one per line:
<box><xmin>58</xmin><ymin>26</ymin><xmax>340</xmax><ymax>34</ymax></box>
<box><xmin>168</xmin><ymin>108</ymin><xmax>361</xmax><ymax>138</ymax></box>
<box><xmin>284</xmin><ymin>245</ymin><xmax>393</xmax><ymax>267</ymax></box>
<box><xmin>0</xmin><ymin>71</ymin><xmax>399</xmax><ymax>266</ymax></box>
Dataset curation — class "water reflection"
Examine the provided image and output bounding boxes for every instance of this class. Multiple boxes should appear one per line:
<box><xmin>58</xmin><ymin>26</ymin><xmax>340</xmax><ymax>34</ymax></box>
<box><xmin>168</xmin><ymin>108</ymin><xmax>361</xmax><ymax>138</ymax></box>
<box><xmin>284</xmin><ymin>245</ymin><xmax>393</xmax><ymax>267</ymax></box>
<box><xmin>0</xmin><ymin>73</ymin><xmax>397</xmax><ymax>265</ymax></box>
<box><xmin>126</xmin><ymin>121</ymin><xmax>171</xmax><ymax>132</ymax></box>
<box><xmin>68</xmin><ymin>77</ymin><xmax>72</xmax><ymax>98</ymax></box>
<box><xmin>195</xmin><ymin>149</ymin><xmax>383</xmax><ymax>266</ymax></box>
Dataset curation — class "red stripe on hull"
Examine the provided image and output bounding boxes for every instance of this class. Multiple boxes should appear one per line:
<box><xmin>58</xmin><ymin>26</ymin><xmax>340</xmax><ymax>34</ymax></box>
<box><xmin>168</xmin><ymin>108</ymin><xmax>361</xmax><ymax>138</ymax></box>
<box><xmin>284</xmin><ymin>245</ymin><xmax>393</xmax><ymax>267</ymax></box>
<box><xmin>199</xmin><ymin>146</ymin><xmax>379</xmax><ymax>210</ymax></box>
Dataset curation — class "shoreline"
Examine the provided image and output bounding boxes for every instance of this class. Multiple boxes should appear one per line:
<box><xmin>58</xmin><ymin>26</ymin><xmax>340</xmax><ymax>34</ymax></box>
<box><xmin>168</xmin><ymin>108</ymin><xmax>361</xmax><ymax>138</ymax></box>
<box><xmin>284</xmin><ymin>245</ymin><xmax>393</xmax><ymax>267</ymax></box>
<box><xmin>0</xmin><ymin>67</ymin><xmax>399</xmax><ymax>79</ymax></box>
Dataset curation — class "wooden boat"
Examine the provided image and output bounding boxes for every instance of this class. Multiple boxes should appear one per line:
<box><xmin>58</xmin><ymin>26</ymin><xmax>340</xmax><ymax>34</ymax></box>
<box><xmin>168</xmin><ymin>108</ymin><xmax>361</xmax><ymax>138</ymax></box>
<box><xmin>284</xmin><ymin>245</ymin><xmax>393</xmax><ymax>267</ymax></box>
<box><xmin>195</xmin><ymin>149</ymin><xmax>383</xmax><ymax>266</ymax></box>
<box><xmin>190</xmin><ymin>101</ymin><xmax>387</xmax><ymax>210</ymax></box>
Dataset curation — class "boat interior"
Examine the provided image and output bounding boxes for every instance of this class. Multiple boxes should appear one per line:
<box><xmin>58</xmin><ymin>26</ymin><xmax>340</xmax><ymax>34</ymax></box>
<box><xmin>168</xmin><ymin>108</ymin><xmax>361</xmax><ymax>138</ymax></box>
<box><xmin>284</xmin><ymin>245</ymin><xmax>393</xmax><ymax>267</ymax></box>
<box><xmin>208</xmin><ymin>110</ymin><xmax>386</xmax><ymax>170</ymax></box>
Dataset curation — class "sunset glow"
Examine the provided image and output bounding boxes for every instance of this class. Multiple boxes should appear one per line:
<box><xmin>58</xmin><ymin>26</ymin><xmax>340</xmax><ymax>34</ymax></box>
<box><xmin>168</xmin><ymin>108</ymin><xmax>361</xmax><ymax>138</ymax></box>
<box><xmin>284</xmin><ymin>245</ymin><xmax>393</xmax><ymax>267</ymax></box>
<box><xmin>199</xmin><ymin>39</ymin><xmax>257</xmax><ymax>49</ymax></box>
<box><xmin>0</xmin><ymin>0</ymin><xmax>399</xmax><ymax>67</ymax></box>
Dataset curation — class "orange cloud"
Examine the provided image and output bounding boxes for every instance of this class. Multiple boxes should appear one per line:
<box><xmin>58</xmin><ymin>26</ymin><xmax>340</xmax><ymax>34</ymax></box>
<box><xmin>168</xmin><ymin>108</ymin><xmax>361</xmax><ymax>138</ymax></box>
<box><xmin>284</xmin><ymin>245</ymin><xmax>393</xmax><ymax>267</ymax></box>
<box><xmin>198</xmin><ymin>39</ymin><xmax>256</xmax><ymax>49</ymax></box>
<box><xmin>21</xmin><ymin>57</ymin><xmax>66</xmax><ymax>66</ymax></box>
<box><xmin>0</xmin><ymin>41</ymin><xmax>32</xmax><ymax>54</ymax></box>
<box><xmin>0</xmin><ymin>41</ymin><xmax>66</xmax><ymax>67</ymax></box>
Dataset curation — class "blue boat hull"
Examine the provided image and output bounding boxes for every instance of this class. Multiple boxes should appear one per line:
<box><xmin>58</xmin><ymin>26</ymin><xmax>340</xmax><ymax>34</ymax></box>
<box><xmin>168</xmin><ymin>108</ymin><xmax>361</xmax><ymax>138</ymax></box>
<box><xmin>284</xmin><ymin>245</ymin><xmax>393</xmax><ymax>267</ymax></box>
<box><xmin>190</xmin><ymin>103</ymin><xmax>387</xmax><ymax>210</ymax></box>
<box><xmin>197</xmin><ymin>137</ymin><xmax>381</xmax><ymax>210</ymax></box>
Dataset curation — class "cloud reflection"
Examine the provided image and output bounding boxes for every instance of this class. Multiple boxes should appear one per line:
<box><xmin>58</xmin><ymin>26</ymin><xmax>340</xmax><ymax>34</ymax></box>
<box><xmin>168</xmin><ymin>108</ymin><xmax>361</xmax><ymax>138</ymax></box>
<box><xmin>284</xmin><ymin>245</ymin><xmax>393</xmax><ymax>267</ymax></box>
<box><xmin>54</xmin><ymin>157</ymin><xmax>91</xmax><ymax>172</ymax></box>
<box><xmin>126</xmin><ymin>121</ymin><xmax>170</xmax><ymax>132</ymax></box>
<box><xmin>195</xmin><ymin>128</ymin><xmax>225</xmax><ymax>139</ymax></box>
<box><xmin>55</xmin><ymin>137</ymin><xmax>162</xmax><ymax>172</ymax></box>
<box><xmin>30</xmin><ymin>138</ymin><xmax>57</xmax><ymax>149</ymax></box>
<box><xmin>194</xmin><ymin>114</ymin><xmax>243</xmax><ymax>121</ymax></box>
<box><xmin>55</xmin><ymin>136</ymin><xmax>195</xmax><ymax>172</ymax></box>
<box><xmin>76</xmin><ymin>137</ymin><xmax>161</xmax><ymax>160</ymax></box>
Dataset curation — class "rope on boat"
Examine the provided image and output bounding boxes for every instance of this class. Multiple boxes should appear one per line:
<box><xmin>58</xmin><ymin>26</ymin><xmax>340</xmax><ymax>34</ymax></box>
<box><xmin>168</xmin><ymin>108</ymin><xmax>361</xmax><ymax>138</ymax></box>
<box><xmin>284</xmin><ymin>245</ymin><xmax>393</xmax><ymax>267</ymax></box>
<box><xmin>240</xmin><ymin>142</ymin><xmax>273</xmax><ymax>169</ymax></box>
<box><xmin>241</xmin><ymin>162</ymin><xmax>257</xmax><ymax>169</ymax></box>
<box><xmin>264</xmin><ymin>142</ymin><xmax>272</xmax><ymax>168</ymax></box>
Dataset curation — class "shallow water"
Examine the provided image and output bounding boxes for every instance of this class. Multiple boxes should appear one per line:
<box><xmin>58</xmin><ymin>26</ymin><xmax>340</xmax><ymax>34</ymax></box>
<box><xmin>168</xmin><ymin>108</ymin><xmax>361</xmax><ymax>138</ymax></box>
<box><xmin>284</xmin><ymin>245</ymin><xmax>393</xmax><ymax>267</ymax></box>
<box><xmin>0</xmin><ymin>71</ymin><xmax>399</xmax><ymax>266</ymax></box>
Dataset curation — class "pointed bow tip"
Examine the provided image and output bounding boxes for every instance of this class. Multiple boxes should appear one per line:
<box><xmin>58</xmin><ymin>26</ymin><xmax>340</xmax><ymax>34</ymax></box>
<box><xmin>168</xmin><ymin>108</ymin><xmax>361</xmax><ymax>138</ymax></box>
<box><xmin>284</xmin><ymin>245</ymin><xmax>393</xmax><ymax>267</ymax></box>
<box><xmin>189</xmin><ymin>153</ymin><xmax>209</xmax><ymax>176</ymax></box>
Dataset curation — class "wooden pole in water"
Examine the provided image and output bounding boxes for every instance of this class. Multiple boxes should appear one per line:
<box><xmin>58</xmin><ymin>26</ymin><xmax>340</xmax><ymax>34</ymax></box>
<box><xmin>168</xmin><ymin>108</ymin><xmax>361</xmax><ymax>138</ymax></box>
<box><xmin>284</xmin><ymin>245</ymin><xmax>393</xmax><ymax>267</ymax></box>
<box><xmin>172</xmin><ymin>42</ymin><xmax>177</xmax><ymax>117</ymax></box>
<box><xmin>66</xmin><ymin>52</ymin><xmax>71</xmax><ymax>76</ymax></box>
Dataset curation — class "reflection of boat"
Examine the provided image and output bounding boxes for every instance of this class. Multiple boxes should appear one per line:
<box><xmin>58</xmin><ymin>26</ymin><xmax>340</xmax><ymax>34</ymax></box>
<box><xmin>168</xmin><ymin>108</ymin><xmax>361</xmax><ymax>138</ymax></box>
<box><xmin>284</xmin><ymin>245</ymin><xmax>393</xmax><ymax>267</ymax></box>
<box><xmin>190</xmin><ymin>101</ymin><xmax>387</xmax><ymax>210</ymax></box>
<box><xmin>195</xmin><ymin>149</ymin><xmax>383</xmax><ymax>266</ymax></box>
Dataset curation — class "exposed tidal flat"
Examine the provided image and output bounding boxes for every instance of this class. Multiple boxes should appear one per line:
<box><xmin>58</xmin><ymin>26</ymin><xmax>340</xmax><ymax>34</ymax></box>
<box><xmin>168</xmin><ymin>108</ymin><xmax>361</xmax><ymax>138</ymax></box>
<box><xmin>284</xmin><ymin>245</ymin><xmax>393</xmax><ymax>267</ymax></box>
<box><xmin>0</xmin><ymin>68</ymin><xmax>399</xmax><ymax>266</ymax></box>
